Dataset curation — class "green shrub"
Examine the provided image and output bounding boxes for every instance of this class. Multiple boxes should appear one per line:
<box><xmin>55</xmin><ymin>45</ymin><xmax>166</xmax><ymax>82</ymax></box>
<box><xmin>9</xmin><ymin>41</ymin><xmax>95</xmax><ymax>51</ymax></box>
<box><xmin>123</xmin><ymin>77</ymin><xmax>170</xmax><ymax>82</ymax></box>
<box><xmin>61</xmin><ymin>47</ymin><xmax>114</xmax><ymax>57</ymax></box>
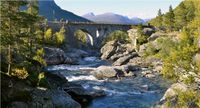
<box><xmin>55</xmin><ymin>26</ymin><xmax>65</xmax><ymax>46</ymax></box>
<box><xmin>33</xmin><ymin>48</ymin><xmax>46</xmax><ymax>66</ymax></box>
<box><xmin>143</xmin><ymin>43</ymin><xmax>158</xmax><ymax>57</ymax></box>
<box><xmin>44</xmin><ymin>28</ymin><xmax>52</xmax><ymax>41</ymax></box>
<box><xmin>74</xmin><ymin>30</ymin><xmax>87</xmax><ymax>44</ymax></box>
<box><xmin>103</xmin><ymin>30</ymin><xmax>131</xmax><ymax>44</ymax></box>
<box><xmin>11</xmin><ymin>68</ymin><xmax>29</xmax><ymax>79</ymax></box>
<box><xmin>137</xmin><ymin>35</ymin><xmax>148</xmax><ymax>45</ymax></box>
<box><xmin>164</xmin><ymin>90</ymin><xmax>200</xmax><ymax>108</ymax></box>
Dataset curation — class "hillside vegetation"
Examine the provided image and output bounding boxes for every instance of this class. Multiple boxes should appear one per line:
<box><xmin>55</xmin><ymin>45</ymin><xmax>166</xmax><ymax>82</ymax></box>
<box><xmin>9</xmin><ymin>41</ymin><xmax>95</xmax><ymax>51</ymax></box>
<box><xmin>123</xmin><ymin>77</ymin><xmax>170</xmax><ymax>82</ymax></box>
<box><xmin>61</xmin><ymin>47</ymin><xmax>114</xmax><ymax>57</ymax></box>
<box><xmin>146</xmin><ymin>0</ymin><xmax>200</xmax><ymax>107</ymax></box>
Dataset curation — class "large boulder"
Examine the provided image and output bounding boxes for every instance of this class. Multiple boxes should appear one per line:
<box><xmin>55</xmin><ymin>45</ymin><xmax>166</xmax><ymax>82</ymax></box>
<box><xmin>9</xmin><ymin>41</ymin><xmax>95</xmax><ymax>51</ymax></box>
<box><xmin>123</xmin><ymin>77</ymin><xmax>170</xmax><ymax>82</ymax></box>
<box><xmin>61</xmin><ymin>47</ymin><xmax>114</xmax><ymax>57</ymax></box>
<box><xmin>63</xmin><ymin>82</ymin><xmax>105</xmax><ymax>106</ymax></box>
<box><xmin>100</xmin><ymin>41</ymin><xmax>118</xmax><ymax>60</ymax></box>
<box><xmin>92</xmin><ymin>66</ymin><xmax>134</xmax><ymax>79</ymax></box>
<box><xmin>45</xmin><ymin>71</ymin><xmax>68</xmax><ymax>88</ymax></box>
<box><xmin>44</xmin><ymin>47</ymin><xmax>65</xmax><ymax>65</ymax></box>
<box><xmin>155</xmin><ymin>83</ymin><xmax>188</xmax><ymax>108</ymax></box>
<box><xmin>101</xmin><ymin>40</ymin><xmax>135</xmax><ymax>61</ymax></box>
<box><xmin>148</xmin><ymin>33</ymin><xmax>160</xmax><ymax>42</ymax></box>
<box><xmin>30</xmin><ymin>89</ymin><xmax>81</xmax><ymax>108</ymax></box>
<box><xmin>1</xmin><ymin>73</ymin><xmax>81</xmax><ymax>108</ymax></box>
<box><xmin>113</xmin><ymin>52</ymin><xmax>138</xmax><ymax>66</ymax></box>
<box><xmin>161</xmin><ymin>83</ymin><xmax>188</xmax><ymax>101</ymax></box>
<box><xmin>44</xmin><ymin>47</ymin><xmax>75</xmax><ymax>65</ymax></box>
<box><xmin>1</xmin><ymin>73</ymin><xmax>33</xmax><ymax>107</ymax></box>
<box><xmin>142</xmin><ymin>28</ymin><xmax>155</xmax><ymax>36</ymax></box>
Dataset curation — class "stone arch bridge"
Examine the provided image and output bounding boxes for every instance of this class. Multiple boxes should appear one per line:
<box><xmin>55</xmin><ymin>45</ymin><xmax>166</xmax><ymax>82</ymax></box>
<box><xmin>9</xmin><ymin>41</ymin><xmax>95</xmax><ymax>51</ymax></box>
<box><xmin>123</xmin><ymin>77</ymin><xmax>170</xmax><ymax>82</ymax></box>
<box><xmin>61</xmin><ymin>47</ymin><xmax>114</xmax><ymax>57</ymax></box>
<box><xmin>47</xmin><ymin>22</ymin><xmax>150</xmax><ymax>48</ymax></box>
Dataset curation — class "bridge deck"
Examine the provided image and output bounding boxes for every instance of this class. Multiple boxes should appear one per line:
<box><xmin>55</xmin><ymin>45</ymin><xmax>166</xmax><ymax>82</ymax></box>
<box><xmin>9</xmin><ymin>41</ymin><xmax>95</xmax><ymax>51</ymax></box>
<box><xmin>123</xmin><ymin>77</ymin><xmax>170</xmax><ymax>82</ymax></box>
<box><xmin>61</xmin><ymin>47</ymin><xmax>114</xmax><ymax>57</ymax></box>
<box><xmin>47</xmin><ymin>21</ymin><xmax>152</xmax><ymax>27</ymax></box>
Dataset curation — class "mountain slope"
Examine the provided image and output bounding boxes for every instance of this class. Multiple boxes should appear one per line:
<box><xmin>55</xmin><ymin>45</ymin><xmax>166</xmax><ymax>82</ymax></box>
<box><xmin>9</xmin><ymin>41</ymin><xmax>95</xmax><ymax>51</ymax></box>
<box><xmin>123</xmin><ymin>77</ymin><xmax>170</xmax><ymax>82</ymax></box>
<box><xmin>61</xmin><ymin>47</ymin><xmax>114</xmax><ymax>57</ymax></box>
<box><xmin>38</xmin><ymin>0</ymin><xmax>90</xmax><ymax>22</ymax></box>
<box><xmin>82</xmin><ymin>13</ymin><xmax>146</xmax><ymax>24</ymax></box>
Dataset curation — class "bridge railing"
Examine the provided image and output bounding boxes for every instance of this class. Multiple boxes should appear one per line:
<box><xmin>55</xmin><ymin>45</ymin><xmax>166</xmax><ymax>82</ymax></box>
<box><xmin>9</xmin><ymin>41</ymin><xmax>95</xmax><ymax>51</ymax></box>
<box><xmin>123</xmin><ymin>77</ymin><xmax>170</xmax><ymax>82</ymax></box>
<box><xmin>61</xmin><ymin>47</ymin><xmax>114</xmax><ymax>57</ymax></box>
<box><xmin>47</xmin><ymin>21</ymin><xmax>153</xmax><ymax>28</ymax></box>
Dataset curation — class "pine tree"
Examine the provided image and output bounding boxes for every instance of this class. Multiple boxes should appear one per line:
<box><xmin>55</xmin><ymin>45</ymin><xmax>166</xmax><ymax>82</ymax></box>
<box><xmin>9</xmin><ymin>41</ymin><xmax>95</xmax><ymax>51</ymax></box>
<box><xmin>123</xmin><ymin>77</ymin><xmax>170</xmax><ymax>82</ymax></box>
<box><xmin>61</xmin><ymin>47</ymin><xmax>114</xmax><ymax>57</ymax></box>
<box><xmin>186</xmin><ymin>1</ymin><xmax>195</xmax><ymax>22</ymax></box>
<box><xmin>0</xmin><ymin>1</ymin><xmax>45</xmax><ymax>79</ymax></box>
<box><xmin>174</xmin><ymin>2</ymin><xmax>187</xmax><ymax>30</ymax></box>
<box><xmin>157</xmin><ymin>9</ymin><xmax>163</xmax><ymax>27</ymax></box>
<box><xmin>163</xmin><ymin>5</ymin><xmax>175</xmax><ymax>31</ymax></box>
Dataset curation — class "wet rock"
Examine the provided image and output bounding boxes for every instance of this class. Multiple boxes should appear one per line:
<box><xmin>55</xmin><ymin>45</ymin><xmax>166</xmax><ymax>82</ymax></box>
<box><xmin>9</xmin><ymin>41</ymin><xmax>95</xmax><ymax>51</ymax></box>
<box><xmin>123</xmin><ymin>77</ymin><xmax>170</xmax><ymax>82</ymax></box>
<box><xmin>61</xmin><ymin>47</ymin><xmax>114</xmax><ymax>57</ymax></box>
<box><xmin>62</xmin><ymin>83</ymin><xmax>93</xmax><ymax>107</ymax></box>
<box><xmin>92</xmin><ymin>66</ymin><xmax>134</xmax><ymax>79</ymax></box>
<box><xmin>93</xmin><ymin>66</ymin><xmax>118</xmax><ymax>78</ymax></box>
<box><xmin>140</xmin><ymin>85</ymin><xmax>149</xmax><ymax>91</ymax></box>
<box><xmin>113</xmin><ymin>52</ymin><xmax>138</xmax><ymax>66</ymax></box>
<box><xmin>145</xmin><ymin>74</ymin><xmax>156</xmax><ymax>78</ymax></box>
<box><xmin>141</xmin><ymin>70</ymin><xmax>156</xmax><ymax>78</ymax></box>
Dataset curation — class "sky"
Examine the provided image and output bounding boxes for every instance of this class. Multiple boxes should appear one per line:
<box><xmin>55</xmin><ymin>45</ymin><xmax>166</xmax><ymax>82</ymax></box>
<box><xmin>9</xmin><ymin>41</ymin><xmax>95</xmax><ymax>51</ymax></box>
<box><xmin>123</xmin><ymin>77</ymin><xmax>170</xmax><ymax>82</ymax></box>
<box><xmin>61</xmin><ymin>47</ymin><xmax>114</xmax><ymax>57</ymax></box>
<box><xmin>54</xmin><ymin>0</ymin><xmax>183</xmax><ymax>19</ymax></box>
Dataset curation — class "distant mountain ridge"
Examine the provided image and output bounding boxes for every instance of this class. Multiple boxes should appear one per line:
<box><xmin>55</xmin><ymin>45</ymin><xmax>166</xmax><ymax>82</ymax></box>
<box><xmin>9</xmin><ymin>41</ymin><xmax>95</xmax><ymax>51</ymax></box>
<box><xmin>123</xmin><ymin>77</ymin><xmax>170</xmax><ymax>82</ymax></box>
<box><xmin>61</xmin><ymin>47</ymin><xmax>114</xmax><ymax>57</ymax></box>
<box><xmin>82</xmin><ymin>12</ymin><xmax>150</xmax><ymax>24</ymax></box>
<box><xmin>38</xmin><ymin>0</ymin><xmax>90</xmax><ymax>22</ymax></box>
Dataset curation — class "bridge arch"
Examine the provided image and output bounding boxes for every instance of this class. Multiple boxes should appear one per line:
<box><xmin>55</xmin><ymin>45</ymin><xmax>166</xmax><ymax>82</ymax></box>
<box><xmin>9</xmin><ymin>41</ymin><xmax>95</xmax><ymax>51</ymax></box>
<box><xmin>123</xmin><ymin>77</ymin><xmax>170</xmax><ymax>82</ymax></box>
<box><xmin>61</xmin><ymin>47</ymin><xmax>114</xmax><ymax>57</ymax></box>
<box><xmin>74</xmin><ymin>29</ymin><xmax>94</xmax><ymax>47</ymax></box>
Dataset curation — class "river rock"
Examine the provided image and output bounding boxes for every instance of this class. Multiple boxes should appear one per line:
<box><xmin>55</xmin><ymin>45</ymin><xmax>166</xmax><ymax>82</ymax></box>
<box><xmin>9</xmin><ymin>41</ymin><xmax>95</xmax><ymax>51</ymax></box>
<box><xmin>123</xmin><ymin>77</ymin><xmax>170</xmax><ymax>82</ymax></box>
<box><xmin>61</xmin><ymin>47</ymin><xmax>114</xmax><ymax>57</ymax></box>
<box><xmin>160</xmin><ymin>83</ymin><xmax>188</xmax><ymax>101</ymax></box>
<box><xmin>100</xmin><ymin>41</ymin><xmax>118</xmax><ymax>59</ymax></box>
<box><xmin>140</xmin><ymin>85</ymin><xmax>149</xmax><ymax>91</ymax></box>
<box><xmin>45</xmin><ymin>71</ymin><xmax>68</xmax><ymax>88</ymax></box>
<box><xmin>1</xmin><ymin>73</ymin><xmax>81</xmax><ymax>108</ymax></box>
<box><xmin>44</xmin><ymin>47</ymin><xmax>65</xmax><ymax>65</ymax></box>
<box><xmin>113</xmin><ymin>52</ymin><xmax>138</xmax><ymax>66</ymax></box>
<box><xmin>30</xmin><ymin>89</ymin><xmax>81</xmax><ymax>108</ymax></box>
<box><xmin>100</xmin><ymin>40</ymin><xmax>135</xmax><ymax>61</ymax></box>
<box><xmin>92</xmin><ymin>66</ymin><xmax>134</xmax><ymax>79</ymax></box>
<box><xmin>44</xmin><ymin>47</ymin><xmax>76</xmax><ymax>65</ymax></box>
<box><xmin>93</xmin><ymin>66</ymin><xmax>118</xmax><ymax>78</ymax></box>
<box><xmin>62</xmin><ymin>83</ymin><xmax>94</xmax><ymax>107</ymax></box>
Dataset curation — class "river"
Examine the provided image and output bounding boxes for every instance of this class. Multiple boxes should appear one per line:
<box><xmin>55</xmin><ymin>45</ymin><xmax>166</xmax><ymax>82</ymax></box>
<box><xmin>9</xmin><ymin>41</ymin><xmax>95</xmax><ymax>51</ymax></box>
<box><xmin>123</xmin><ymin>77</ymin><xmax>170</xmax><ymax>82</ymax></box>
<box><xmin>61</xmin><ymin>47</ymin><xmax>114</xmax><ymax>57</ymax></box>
<box><xmin>45</xmin><ymin>56</ymin><xmax>171</xmax><ymax>108</ymax></box>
